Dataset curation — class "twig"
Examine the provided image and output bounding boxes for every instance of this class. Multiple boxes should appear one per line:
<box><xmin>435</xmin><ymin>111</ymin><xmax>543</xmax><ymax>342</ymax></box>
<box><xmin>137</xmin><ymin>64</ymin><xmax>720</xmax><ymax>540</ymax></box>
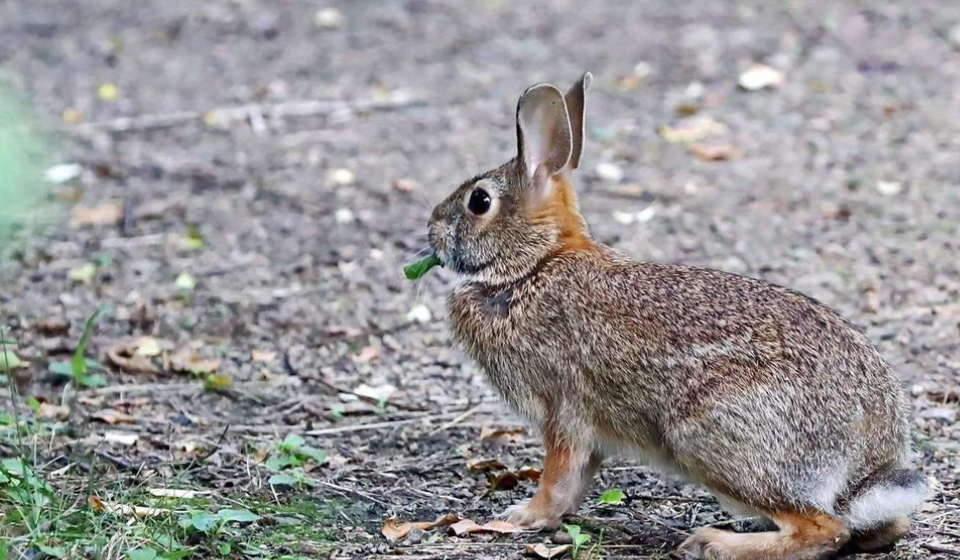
<box><xmin>88</xmin><ymin>377</ymin><xmax>300</xmax><ymax>396</ymax></box>
<box><xmin>70</xmin><ymin>91</ymin><xmax>423</xmax><ymax>135</ymax></box>
<box><xmin>283</xmin><ymin>351</ymin><xmax>425</xmax><ymax>412</ymax></box>
<box><xmin>427</xmin><ymin>403</ymin><xmax>486</xmax><ymax>435</ymax></box>
<box><xmin>921</xmin><ymin>542</ymin><xmax>960</xmax><ymax>555</ymax></box>
<box><xmin>304</xmin><ymin>412</ymin><xmax>462</xmax><ymax>436</ymax></box>
<box><xmin>319</xmin><ymin>481</ymin><xmax>390</xmax><ymax>507</ymax></box>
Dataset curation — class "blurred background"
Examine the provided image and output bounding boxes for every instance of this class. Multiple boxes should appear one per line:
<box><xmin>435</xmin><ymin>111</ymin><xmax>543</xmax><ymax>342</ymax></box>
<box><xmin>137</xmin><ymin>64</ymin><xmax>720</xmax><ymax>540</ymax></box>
<box><xmin>1</xmin><ymin>1</ymin><xmax>958</xmax><ymax>558</ymax></box>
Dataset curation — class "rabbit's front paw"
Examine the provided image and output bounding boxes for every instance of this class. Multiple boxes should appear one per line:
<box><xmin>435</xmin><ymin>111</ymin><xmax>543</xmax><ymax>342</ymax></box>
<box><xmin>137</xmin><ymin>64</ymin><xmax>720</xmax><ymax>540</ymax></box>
<box><xmin>499</xmin><ymin>501</ymin><xmax>560</xmax><ymax>530</ymax></box>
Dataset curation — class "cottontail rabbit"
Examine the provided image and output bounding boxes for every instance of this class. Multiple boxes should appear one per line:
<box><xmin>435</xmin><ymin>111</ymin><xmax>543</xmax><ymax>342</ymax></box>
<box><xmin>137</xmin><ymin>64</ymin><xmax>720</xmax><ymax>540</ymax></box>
<box><xmin>426</xmin><ymin>73</ymin><xmax>927</xmax><ymax>560</ymax></box>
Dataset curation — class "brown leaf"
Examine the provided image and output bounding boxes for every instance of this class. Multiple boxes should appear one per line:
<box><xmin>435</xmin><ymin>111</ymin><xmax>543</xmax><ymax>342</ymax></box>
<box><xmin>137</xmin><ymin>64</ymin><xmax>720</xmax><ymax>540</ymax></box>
<box><xmin>658</xmin><ymin>115</ymin><xmax>726</xmax><ymax>144</ymax></box>
<box><xmin>70</xmin><ymin>201</ymin><xmax>123</xmax><ymax>227</ymax></box>
<box><xmin>169</xmin><ymin>349</ymin><xmax>220</xmax><ymax>375</ymax></box>
<box><xmin>90</xmin><ymin>409</ymin><xmax>137</xmax><ymax>425</ymax></box>
<box><xmin>449</xmin><ymin>518</ymin><xmax>522</xmax><ymax>536</ymax></box>
<box><xmin>687</xmin><ymin>143</ymin><xmax>742</xmax><ymax>162</ymax></box>
<box><xmin>517</xmin><ymin>466</ymin><xmax>542</xmax><ymax>481</ymax></box>
<box><xmin>525</xmin><ymin>543</ymin><xmax>573</xmax><ymax>559</ymax></box>
<box><xmin>466</xmin><ymin>458</ymin><xmax>507</xmax><ymax>472</ymax></box>
<box><xmin>480</xmin><ymin>426</ymin><xmax>525</xmax><ymax>444</ymax></box>
<box><xmin>382</xmin><ymin>512</ymin><xmax>459</xmax><ymax>543</ymax></box>
<box><xmin>38</xmin><ymin>402</ymin><xmax>70</xmax><ymax>420</ymax></box>
<box><xmin>34</xmin><ymin>318</ymin><xmax>69</xmax><ymax>336</ymax></box>
<box><xmin>108</xmin><ymin>339</ymin><xmax>160</xmax><ymax>374</ymax></box>
<box><xmin>488</xmin><ymin>471</ymin><xmax>520</xmax><ymax>491</ymax></box>
<box><xmin>352</xmin><ymin>345</ymin><xmax>379</xmax><ymax>363</ymax></box>
<box><xmin>251</xmin><ymin>350</ymin><xmax>276</xmax><ymax>363</ymax></box>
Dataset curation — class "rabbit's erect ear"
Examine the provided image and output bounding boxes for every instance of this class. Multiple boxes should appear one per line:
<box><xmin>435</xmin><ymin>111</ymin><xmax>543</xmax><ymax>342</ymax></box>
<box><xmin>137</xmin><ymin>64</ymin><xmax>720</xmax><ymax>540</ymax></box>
<box><xmin>516</xmin><ymin>84</ymin><xmax>572</xmax><ymax>187</ymax></box>
<box><xmin>564</xmin><ymin>72</ymin><xmax>592</xmax><ymax>171</ymax></box>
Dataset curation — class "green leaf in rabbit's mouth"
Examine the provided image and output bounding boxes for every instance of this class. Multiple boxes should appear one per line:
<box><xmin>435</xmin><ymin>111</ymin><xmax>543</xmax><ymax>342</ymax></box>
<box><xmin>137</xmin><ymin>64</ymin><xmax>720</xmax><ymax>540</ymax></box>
<box><xmin>403</xmin><ymin>253</ymin><xmax>442</xmax><ymax>280</ymax></box>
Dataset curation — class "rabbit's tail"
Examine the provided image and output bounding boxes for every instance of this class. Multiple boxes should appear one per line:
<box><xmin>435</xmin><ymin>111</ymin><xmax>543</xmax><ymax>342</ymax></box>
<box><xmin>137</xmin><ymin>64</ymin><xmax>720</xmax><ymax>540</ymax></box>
<box><xmin>840</xmin><ymin>469</ymin><xmax>929</xmax><ymax>531</ymax></box>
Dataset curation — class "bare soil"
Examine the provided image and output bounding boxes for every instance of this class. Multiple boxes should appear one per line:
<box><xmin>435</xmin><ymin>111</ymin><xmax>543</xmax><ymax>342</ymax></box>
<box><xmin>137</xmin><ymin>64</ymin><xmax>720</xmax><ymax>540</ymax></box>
<box><xmin>1</xmin><ymin>0</ymin><xmax>958</xmax><ymax>558</ymax></box>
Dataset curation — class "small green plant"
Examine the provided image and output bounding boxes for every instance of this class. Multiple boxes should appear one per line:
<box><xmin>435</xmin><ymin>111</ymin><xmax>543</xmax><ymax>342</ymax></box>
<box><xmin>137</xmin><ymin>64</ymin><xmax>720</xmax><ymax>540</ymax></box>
<box><xmin>183</xmin><ymin>225</ymin><xmax>204</xmax><ymax>250</ymax></box>
<box><xmin>563</xmin><ymin>524</ymin><xmax>592</xmax><ymax>560</ymax></box>
<box><xmin>374</xmin><ymin>395</ymin><xmax>389</xmax><ymax>415</ymax></box>
<box><xmin>597</xmin><ymin>488</ymin><xmax>625</xmax><ymax>505</ymax></box>
<box><xmin>264</xmin><ymin>434</ymin><xmax>327</xmax><ymax>489</ymax></box>
<box><xmin>588</xmin><ymin>528</ymin><xmax>605</xmax><ymax>559</ymax></box>
<box><xmin>177</xmin><ymin>507</ymin><xmax>260</xmax><ymax>556</ymax></box>
<box><xmin>48</xmin><ymin>307</ymin><xmax>107</xmax><ymax>388</ymax></box>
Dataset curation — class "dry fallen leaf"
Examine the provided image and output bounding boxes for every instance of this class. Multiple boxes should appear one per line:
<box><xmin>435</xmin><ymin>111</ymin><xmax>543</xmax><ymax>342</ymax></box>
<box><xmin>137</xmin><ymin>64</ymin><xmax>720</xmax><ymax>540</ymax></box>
<box><xmin>525</xmin><ymin>543</ymin><xmax>573</xmax><ymax>559</ymax></box>
<box><xmin>488</xmin><ymin>471</ymin><xmax>520</xmax><ymax>491</ymax></box>
<box><xmin>352</xmin><ymin>345</ymin><xmax>379</xmax><ymax>363</ymax></box>
<box><xmin>517</xmin><ymin>465</ymin><xmax>542</xmax><ymax>481</ymax></box>
<box><xmin>135</xmin><ymin>336</ymin><xmax>163</xmax><ymax>357</ymax></box>
<box><xmin>90</xmin><ymin>495</ymin><xmax>168</xmax><ymax>518</ymax></box>
<box><xmin>350</xmin><ymin>383</ymin><xmax>395</xmax><ymax>403</ymax></box>
<box><xmin>38</xmin><ymin>402</ymin><xmax>70</xmax><ymax>420</ymax></box>
<box><xmin>34</xmin><ymin>317</ymin><xmax>69</xmax><ymax>336</ymax></box>
<box><xmin>90</xmin><ymin>409</ymin><xmax>137</xmax><ymax>425</ymax></box>
<box><xmin>448</xmin><ymin>519</ymin><xmax>522</xmax><ymax>536</ymax></box>
<box><xmin>382</xmin><ymin>512</ymin><xmax>460</xmax><ymax>543</ymax></box>
<box><xmin>102</xmin><ymin>431</ymin><xmax>139</xmax><ymax>446</ymax></box>
<box><xmin>480</xmin><ymin>426</ymin><xmax>525</xmax><ymax>444</ymax></box>
<box><xmin>169</xmin><ymin>349</ymin><xmax>220</xmax><ymax>375</ymax></box>
<box><xmin>108</xmin><ymin>339</ymin><xmax>161</xmax><ymax>374</ymax></box>
<box><xmin>466</xmin><ymin>458</ymin><xmax>507</xmax><ymax>472</ymax></box>
<box><xmin>687</xmin><ymin>143</ymin><xmax>742</xmax><ymax>162</ymax></box>
<box><xmin>70</xmin><ymin>201</ymin><xmax>123</xmax><ymax>227</ymax></box>
<box><xmin>251</xmin><ymin>350</ymin><xmax>277</xmax><ymax>363</ymax></box>
<box><xmin>658</xmin><ymin>115</ymin><xmax>727</xmax><ymax>144</ymax></box>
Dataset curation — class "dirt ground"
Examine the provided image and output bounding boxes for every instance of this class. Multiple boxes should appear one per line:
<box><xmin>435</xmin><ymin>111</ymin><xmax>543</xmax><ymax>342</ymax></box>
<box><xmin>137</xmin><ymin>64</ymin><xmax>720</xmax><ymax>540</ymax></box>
<box><xmin>1</xmin><ymin>0</ymin><xmax>959</xmax><ymax>559</ymax></box>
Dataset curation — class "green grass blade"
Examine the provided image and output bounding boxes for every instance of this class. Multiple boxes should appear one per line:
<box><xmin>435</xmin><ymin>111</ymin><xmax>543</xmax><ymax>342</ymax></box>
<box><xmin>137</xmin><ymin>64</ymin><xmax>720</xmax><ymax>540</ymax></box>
<box><xmin>72</xmin><ymin>306</ymin><xmax>106</xmax><ymax>379</ymax></box>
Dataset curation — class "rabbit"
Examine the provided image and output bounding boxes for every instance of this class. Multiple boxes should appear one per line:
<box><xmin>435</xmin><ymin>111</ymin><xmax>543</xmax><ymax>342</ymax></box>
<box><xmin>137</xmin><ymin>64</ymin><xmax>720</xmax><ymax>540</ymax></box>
<box><xmin>425</xmin><ymin>72</ymin><xmax>928</xmax><ymax>560</ymax></box>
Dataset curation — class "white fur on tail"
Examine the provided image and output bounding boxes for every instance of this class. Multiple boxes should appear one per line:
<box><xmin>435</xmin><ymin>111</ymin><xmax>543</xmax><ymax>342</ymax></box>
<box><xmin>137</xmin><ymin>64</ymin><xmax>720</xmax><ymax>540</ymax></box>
<box><xmin>842</xmin><ymin>476</ymin><xmax>930</xmax><ymax>531</ymax></box>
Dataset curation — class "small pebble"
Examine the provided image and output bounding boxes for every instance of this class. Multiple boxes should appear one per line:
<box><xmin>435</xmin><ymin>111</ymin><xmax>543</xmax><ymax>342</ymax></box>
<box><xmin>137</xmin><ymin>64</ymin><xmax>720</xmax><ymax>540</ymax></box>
<box><xmin>335</xmin><ymin>208</ymin><xmax>355</xmax><ymax>223</ymax></box>
<box><xmin>315</xmin><ymin>8</ymin><xmax>344</xmax><ymax>28</ymax></box>
<box><xmin>404</xmin><ymin>527</ymin><xmax>424</xmax><ymax>545</ymax></box>
<box><xmin>406</xmin><ymin>304</ymin><xmax>432</xmax><ymax>323</ymax></box>
<box><xmin>595</xmin><ymin>162</ymin><xmax>624</xmax><ymax>183</ymax></box>
<box><xmin>875</xmin><ymin>181</ymin><xmax>902</xmax><ymax>196</ymax></box>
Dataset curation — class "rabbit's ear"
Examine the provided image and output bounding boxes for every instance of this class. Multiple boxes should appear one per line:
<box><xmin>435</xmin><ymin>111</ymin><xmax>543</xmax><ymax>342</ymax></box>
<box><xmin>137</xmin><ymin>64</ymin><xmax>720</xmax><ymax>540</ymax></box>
<box><xmin>516</xmin><ymin>84</ymin><xmax>572</xmax><ymax>188</ymax></box>
<box><xmin>564</xmin><ymin>72</ymin><xmax>592</xmax><ymax>171</ymax></box>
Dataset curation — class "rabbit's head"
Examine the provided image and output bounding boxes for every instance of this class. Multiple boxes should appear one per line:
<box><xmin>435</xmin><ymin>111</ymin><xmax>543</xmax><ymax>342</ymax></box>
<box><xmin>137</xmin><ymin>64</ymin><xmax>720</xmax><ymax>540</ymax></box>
<box><xmin>429</xmin><ymin>73</ymin><xmax>593</xmax><ymax>285</ymax></box>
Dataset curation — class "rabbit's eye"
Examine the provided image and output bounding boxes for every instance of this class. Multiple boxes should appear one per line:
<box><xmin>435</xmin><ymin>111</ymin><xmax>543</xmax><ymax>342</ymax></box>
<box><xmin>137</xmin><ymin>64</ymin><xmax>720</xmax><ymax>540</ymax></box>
<box><xmin>467</xmin><ymin>188</ymin><xmax>492</xmax><ymax>215</ymax></box>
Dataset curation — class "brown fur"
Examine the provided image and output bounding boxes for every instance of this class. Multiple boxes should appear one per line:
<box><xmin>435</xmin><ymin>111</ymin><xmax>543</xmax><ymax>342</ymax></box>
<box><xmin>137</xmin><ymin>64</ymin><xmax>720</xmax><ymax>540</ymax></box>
<box><xmin>680</xmin><ymin>510</ymin><xmax>850</xmax><ymax>560</ymax></box>
<box><xmin>848</xmin><ymin>517</ymin><xmax>911</xmax><ymax>552</ymax></box>
<box><xmin>427</xmin><ymin>73</ymin><xmax>927</xmax><ymax>559</ymax></box>
<box><xmin>528</xmin><ymin>175</ymin><xmax>594</xmax><ymax>253</ymax></box>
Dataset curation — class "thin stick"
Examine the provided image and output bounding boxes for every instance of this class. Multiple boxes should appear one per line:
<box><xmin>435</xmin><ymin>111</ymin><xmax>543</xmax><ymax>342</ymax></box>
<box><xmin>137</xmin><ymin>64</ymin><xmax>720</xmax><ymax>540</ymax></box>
<box><xmin>427</xmin><ymin>403</ymin><xmax>486</xmax><ymax>435</ymax></box>
<box><xmin>304</xmin><ymin>412</ymin><xmax>461</xmax><ymax>436</ymax></box>
<box><xmin>71</xmin><ymin>91</ymin><xmax>423</xmax><ymax>134</ymax></box>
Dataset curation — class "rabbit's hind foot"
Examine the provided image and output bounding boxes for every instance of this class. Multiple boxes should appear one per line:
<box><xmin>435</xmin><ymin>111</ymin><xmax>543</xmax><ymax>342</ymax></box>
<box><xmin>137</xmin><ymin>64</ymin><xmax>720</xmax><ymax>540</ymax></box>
<box><xmin>847</xmin><ymin>516</ymin><xmax>910</xmax><ymax>553</ymax></box>
<box><xmin>677</xmin><ymin>510</ymin><xmax>849</xmax><ymax>560</ymax></box>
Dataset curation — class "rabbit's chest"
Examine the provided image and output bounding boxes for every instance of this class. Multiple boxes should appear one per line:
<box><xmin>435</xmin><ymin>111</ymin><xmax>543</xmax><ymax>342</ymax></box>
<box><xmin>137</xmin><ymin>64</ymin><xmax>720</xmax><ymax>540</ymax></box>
<box><xmin>448</xmin><ymin>283</ymin><xmax>561</xmax><ymax>412</ymax></box>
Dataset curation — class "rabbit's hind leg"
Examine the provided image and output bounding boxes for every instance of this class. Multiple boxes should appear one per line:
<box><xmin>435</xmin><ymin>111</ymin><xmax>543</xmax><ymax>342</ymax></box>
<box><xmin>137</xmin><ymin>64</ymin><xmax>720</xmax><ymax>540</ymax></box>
<box><xmin>847</xmin><ymin>516</ymin><xmax>910</xmax><ymax>552</ymax></box>
<box><xmin>678</xmin><ymin>509</ymin><xmax>849</xmax><ymax>560</ymax></box>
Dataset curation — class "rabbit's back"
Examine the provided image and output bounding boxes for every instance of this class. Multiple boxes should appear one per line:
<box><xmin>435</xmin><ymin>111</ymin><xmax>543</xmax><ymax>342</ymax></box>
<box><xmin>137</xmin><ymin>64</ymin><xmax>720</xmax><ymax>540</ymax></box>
<box><xmin>449</xmin><ymin>249</ymin><xmax>910</xmax><ymax>509</ymax></box>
